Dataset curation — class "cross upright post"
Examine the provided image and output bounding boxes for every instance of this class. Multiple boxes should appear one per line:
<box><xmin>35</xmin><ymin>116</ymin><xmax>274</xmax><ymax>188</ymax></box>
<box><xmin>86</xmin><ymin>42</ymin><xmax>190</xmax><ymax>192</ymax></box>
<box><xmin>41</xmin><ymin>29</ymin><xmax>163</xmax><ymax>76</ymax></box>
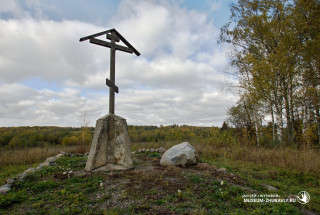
<box><xmin>79</xmin><ymin>29</ymin><xmax>140</xmax><ymax>115</ymax></box>
<box><xmin>108</xmin><ymin>31</ymin><xmax>118</xmax><ymax>114</ymax></box>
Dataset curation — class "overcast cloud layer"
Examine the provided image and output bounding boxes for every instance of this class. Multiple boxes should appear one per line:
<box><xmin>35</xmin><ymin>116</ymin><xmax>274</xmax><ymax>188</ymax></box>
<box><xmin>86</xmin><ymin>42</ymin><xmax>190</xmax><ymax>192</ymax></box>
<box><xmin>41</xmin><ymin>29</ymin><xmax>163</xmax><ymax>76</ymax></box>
<box><xmin>0</xmin><ymin>0</ymin><xmax>236</xmax><ymax>127</ymax></box>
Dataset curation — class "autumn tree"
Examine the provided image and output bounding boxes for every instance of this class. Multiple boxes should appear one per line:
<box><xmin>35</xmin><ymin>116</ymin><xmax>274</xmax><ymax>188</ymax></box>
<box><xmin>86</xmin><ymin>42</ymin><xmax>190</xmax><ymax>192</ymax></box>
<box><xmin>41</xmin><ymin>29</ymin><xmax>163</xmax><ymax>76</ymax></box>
<box><xmin>220</xmin><ymin>0</ymin><xmax>320</xmax><ymax>146</ymax></box>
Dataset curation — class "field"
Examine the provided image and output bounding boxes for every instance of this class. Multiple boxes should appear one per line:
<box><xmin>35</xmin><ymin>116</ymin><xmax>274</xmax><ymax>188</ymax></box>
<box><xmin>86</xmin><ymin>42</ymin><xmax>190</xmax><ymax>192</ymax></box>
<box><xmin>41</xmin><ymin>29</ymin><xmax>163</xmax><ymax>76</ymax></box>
<box><xmin>0</xmin><ymin>126</ymin><xmax>319</xmax><ymax>214</ymax></box>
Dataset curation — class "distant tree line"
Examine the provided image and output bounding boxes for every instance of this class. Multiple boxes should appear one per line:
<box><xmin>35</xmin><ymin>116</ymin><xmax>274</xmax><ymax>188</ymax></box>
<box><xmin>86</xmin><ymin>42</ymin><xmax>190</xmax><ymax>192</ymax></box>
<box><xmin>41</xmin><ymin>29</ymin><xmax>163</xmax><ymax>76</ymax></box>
<box><xmin>0</xmin><ymin>125</ymin><xmax>238</xmax><ymax>149</ymax></box>
<box><xmin>220</xmin><ymin>0</ymin><xmax>320</xmax><ymax>147</ymax></box>
<box><xmin>0</xmin><ymin>127</ymin><xmax>94</xmax><ymax>149</ymax></box>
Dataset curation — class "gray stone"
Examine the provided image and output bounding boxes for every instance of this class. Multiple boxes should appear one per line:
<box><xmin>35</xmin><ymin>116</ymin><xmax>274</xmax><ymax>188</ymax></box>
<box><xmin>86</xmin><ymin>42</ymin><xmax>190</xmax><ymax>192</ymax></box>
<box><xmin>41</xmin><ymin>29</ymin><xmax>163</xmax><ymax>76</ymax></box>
<box><xmin>217</xmin><ymin>168</ymin><xmax>227</xmax><ymax>173</ymax></box>
<box><xmin>56</xmin><ymin>153</ymin><xmax>65</xmax><ymax>158</ymax></box>
<box><xmin>141</xmin><ymin>148</ymin><xmax>145</xmax><ymax>152</ymax></box>
<box><xmin>160</xmin><ymin>142</ymin><xmax>196</xmax><ymax>167</ymax></box>
<box><xmin>36</xmin><ymin>162</ymin><xmax>50</xmax><ymax>171</ymax></box>
<box><xmin>46</xmin><ymin>156</ymin><xmax>58</xmax><ymax>163</ymax></box>
<box><xmin>0</xmin><ymin>184</ymin><xmax>11</xmax><ymax>194</ymax></box>
<box><xmin>49</xmin><ymin>161</ymin><xmax>56</xmax><ymax>166</ymax></box>
<box><xmin>158</xmin><ymin>147</ymin><xmax>166</xmax><ymax>153</ymax></box>
<box><xmin>262</xmin><ymin>184</ymin><xmax>278</xmax><ymax>191</ymax></box>
<box><xmin>150</xmin><ymin>148</ymin><xmax>155</xmax><ymax>153</ymax></box>
<box><xmin>85</xmin><ymin>114</ymin><xmax>133</xmax><ymax>171</ymax></box>
<box><xmin>24</xmin><ymin>167</ymin><xmax>35</xmax><ymax>174</ymax></box>
<box><xmin>6</xmin><ymin>178</ymin><xmax>15</xmax><ymax>184</ymax></box>
<box><xmin>17</xmin><ymin>173</ymin><xmax>27</xmax><ymax>179</ymax></box>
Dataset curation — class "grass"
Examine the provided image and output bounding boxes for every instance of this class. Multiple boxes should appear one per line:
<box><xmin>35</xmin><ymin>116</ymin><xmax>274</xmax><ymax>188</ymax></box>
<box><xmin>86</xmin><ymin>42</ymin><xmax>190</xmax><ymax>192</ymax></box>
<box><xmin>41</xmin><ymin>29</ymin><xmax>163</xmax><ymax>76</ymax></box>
<box><xmin>133</xmin><ymin>141</ymin><xmax>320</xmax><ymax>174</ymax></box>
<box><xmin>0</xmin><ymin>141</ymin><xmax>319</xmax><ymax>214</ymax></box>
<box><xmin>202</xmin><ymin>155</ymin><xmax>320</xmax><ymax>213</ymax></box>
<box><xmin>0</xmin><ymin>145</ymin><xmax>79</xmax><ymax>186</ymax></box>
<box><xmin>0</xmin><ymin>152</ymin><xmax>318</xmax><ymax>214</ymax></box>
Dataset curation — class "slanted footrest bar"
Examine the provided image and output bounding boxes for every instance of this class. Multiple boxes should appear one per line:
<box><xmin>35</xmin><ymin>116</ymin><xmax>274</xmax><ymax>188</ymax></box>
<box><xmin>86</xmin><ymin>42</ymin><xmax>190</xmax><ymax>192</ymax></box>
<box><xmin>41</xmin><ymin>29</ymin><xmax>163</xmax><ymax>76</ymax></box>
<box><xmin>106</xmin><ymin>79</ymin><xmax>119</xmax><ymax>93</ymax></box>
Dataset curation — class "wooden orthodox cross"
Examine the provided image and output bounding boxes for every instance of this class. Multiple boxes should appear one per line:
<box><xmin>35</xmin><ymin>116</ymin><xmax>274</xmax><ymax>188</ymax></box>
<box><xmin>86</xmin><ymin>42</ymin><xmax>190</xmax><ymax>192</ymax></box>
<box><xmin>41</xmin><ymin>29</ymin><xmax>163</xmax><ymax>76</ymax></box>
<box><xmin>80</xmin><ymin>29</ymin><xmax>140</xmax><ymax>114</ymax></box>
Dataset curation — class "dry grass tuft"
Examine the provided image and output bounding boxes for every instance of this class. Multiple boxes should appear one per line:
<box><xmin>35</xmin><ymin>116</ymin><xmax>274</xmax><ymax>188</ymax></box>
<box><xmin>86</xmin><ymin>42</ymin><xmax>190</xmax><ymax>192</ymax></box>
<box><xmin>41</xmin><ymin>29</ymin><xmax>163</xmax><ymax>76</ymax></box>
<box><xmin>0</xmin><ymin>146</ymin><xmax>78</xmax><ymax>166</ymax></box>
<box><xmin>195</xmin><ymin>143</ymin><xmax>320</xmax><ymax>174</ymax></box>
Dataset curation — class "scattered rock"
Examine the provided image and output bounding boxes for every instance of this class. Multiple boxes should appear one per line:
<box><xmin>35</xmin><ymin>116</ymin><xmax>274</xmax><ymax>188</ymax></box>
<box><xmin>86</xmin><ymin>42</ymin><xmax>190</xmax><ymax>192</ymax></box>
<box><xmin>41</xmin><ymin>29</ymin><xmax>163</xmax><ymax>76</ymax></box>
<box><xmin>150</xmin><ymin>148</ymin><xmax>155</xmax><ymax>153</ymax></box>
<box><xmin>49</xmin><ymin>161</ymin><xmax>57</xmax><ymax>166</ymax></box>
<box><xmin>56</xmin><ymin>153</ymin><xmax>65</xmax><ymax>158</ymax></box>
<box><xmin>36</xmin><ymin>162</ymin><xmax>50</xmax><ymax>171</ymax></box>
<box><xmin>16</xmin><ymin>173</ymin><xmax>27</xmax><ymax>181</ymax></box>
<box><xmin>24</xmin><ymin>167</ymin><xmax>35</xmax><ymax>174</ymax></box>
<box><xmin>6</xmin><ymin>178</ymin><xmax>15</xmax><ymax>184</ymax></box>
<box><xmin>138</xmin><ymin>149</ymin><xmax>142</xmax><ymax>153</ymax></box>
<box><xmin>0</xmin><ymin>184</ymin><xmax>11</xmax><ymax>194</ymax></box>
<box><xmin>196</xmin><ymin>163</ymin><xmax>214</xmax><ymax>170</ymax></box>
<box><xmin>141</xmin><ymin>148</ymin><xmax>145</xmax><ymax>152</ymax></box>
<box><xmin>158</xmin><ymin>147</ymin><xmax>166</xmax><ymax>153</ymax></box>
<box><xmin>160</xmin><ymin>142</ymin><xmax>197</xmax><ymax>167</ymax></box>
<box><xmin>217</xmin><ymin>168</ymin><xmax>227</xmax><ymax>173</ymax></box>
<box><xmin>46</xmin><ymin>156</ymin><xmax>58</xmax><ymax>163</ymax></box>
<box><xmin>262</xmin><ymin>184</ymin><xmax>278</xmax><ymax>191</ymax></box>
<box><xmin>146</xmin><ymin>149</ymin><xmax>150</xmax><ymax>152</ymax></box>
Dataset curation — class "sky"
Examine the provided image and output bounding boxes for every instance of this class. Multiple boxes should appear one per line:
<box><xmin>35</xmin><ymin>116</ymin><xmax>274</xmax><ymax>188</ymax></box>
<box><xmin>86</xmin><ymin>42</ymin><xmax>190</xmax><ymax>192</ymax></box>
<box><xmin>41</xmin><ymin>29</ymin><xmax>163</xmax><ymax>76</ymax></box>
<box><xmin>0</xmin><ymin>0</ymin><xmax>237</xmax><ymax>127</ymax></box>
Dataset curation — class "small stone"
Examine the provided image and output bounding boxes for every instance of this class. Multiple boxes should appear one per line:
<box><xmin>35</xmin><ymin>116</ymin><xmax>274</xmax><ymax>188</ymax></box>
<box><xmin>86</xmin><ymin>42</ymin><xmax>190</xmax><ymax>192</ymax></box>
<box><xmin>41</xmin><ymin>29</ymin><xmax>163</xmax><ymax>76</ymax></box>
<box><xmin>6</xmin><ymin>178</ymin><xmax>15</xmax><ymax>184</ymax></box>
<box><xmin>49</xmin><ymin>161</ymin><xmax>57</xmax><ymax>166</ymax></box>
<box><xmin>141</xmin><ymin>148</ymin><xmax>146</xmax><ymax>152</ymax></box>
<box><xmin>158</xmin><ymin>147</ymin><xmax>166</xmax><ymax>153</ymax></box>
<box><xmin>262</xmin><ymin>184</ymin><xmax>278</xmax><ymax>191</ymax></box>
<box><xmin>150</xmin><ymin>148</ymin><xmax>155</xmax><ymax>153</ymax></box>
<box><xmin>46</xmin><ymin>156</ymin><xmax>58</xmax><ymax>163</ymax></box>
<box><xmin>36</xmin><ymin>162</ymin><xmax>50</xmax><ymax>171</ymax></box>
<box><xmin>24</xmin><ymin>167</ymin><xmax>35</xmax><ymax>174</ymax></box>
<box><xmin>0</xmin><ymin>184</ymin><xmax>11</xmax><ymax>194</ymax></box>
<box><xmin>146</xmin><ymin>149</ymin><xmax>150</xmax><ymax>152</ymax></box>
<box><xmin>17</xmin><ymin>173</ymin><xmax>27</xmax><ymax>180</ymax></box>
<box><xmin>138</xmin><ymin>149</ymin><xmax>142</xmax><ymax>153</ymax></box>
<box><xmin>217</xmin><ymin>168</ymin><xmax>227</xmax><ymax>173</ymax></box>
<box><xmin>56</xmin><ymin>153</ymin><xmax>65</xmax><ymax>158</ymax></box>
<box><xmin>196</xmin><ymin>163</ymin><xmax>213</xmax><ymax>170</ymax></box>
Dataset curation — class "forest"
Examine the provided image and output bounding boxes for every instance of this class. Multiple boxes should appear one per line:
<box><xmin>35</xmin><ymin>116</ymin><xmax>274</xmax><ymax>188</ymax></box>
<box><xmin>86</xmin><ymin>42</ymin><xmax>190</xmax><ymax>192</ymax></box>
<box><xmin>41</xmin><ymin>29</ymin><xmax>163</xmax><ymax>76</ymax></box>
<box><xmin>220</xmin><ymin>0</ymin><xmax>320</xmax><ymax>147</ymax></box>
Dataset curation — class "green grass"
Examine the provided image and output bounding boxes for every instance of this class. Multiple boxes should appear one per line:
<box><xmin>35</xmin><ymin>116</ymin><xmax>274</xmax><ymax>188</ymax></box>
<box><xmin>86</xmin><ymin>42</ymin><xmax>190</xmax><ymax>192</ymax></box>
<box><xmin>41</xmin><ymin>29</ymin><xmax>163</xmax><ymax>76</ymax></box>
<box><xmin>202</xmin><ymin>156</ymin><xmax>320</xmax><ymax>213</ymax></box>
<box><xmin>0</xmin><ymin>153</ymin><xmax>318</xmax><ymax>214</ymax></box>
<box><xmin>0</xmin><ymin>164</ymin><xmax>40</xmax><ymax>186</ymax></box>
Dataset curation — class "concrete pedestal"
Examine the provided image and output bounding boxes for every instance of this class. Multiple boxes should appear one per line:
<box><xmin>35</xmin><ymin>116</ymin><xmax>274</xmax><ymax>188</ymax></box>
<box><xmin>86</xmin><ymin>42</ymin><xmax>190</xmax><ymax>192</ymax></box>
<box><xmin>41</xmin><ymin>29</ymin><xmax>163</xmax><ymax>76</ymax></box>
<box><xmin>85</xmin><ymin>114</ymin><xmax>133</xmax><ymax>171</ymax></box>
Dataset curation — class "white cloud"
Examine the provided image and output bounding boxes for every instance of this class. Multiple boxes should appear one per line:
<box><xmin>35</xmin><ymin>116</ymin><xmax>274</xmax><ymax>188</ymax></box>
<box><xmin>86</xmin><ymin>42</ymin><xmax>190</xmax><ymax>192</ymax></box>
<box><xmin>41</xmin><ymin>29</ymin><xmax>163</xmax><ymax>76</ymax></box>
<box><xmin>0</xmin><ymin>0</ymin><xmax>235</xmax><ymax>127</ymax></box>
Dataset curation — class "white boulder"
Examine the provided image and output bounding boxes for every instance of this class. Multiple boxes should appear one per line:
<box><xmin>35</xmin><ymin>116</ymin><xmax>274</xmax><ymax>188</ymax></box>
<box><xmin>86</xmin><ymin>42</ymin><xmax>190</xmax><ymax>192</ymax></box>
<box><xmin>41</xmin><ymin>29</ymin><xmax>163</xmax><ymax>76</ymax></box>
<box><xmin>160</xmin><ymin>142</ymin><xmax>197</xmax><ymax>167</ymax></box>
